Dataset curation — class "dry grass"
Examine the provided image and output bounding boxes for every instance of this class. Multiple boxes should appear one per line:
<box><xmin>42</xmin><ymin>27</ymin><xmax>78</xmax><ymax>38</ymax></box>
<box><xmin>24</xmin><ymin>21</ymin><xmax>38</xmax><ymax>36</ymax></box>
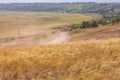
<box><xmin>0</xmin><ymin>12</ymin><xmax>101</xmax><ymax>46</ymax></box>
<box><xmin>0</xmin><ymin>12</ymin><xmax>100</xmax><ymax>38</ymax></box>
<box><xmin>0</xmin><ymin>38</ymin><xmax>120</xmax><ymax>80</ymax></box>
<box><xmin>69</xmin><ymin>24</ymin><xmax>120</xmax><ymax>41</ymax></box>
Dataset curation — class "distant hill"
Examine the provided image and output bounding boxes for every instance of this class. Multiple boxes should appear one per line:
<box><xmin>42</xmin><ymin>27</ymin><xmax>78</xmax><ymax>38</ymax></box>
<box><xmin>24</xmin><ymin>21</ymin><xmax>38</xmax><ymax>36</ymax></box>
<box><xmin>0</xmin><ymin>3</ymin><xmax>120</xmax><ymax>15</ymax></box>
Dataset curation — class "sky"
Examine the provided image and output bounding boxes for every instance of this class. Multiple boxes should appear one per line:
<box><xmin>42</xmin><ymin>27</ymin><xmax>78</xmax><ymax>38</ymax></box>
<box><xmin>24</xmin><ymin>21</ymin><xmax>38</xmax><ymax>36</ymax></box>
<box><xmin>0</xmin><ymin>0</ymin><xmax>120</xmax><ymax>3</ymax></box>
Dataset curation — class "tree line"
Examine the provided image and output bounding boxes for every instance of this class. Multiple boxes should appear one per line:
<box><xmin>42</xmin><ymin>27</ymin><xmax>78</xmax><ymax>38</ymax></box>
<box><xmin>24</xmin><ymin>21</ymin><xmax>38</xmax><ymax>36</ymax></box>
<box><xmin>65</xmin><ymin>17</ymin><xmax>120</xmax><ymax>31</ymax></box>
<box><xmin>0</xmin><ymin>3</ymin><xmax>119</xmax><ymax>14</ymax></box>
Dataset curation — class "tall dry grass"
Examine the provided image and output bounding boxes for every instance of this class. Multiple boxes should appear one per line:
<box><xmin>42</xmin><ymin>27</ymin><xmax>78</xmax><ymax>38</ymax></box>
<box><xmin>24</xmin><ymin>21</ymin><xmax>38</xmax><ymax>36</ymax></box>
<box><xmin>0</xmin><ymin>38</ymin><xmax>120</xmax><ymax>80</ymax></box>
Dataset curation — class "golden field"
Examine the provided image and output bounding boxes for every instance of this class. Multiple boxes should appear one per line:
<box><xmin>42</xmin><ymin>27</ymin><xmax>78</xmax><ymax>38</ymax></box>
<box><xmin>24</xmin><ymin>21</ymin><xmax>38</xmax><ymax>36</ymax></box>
<box><xmin>0</xmin><ymin>38</ymin><xmax>120</xmax><ymax>80</ymax></box>
<box><xmin>0</xmin><ymin>12</ymin><xmax>101</xmax><ymax>46</ymax></box>
<box><xmin>0</xmin><ymin>12</ymin><xmax>100</xmax><ymax>38</ymax></box>
<box><xmin>0</xmin><ymin>12</ymin><xmax>120</xmax><ymax>80</ymax></box>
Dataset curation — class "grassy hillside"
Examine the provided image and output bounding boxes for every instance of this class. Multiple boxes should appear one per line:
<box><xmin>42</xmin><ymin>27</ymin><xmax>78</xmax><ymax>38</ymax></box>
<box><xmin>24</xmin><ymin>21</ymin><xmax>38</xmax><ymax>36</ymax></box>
<box><xmin>0</xmin><ymin>2</ymin><xmax>119</xmax><ymax>80</ymax></box>
<box><xmin>69</xmin><ymin>23</ymin><xmax>120</xmax><ymax>41</ymax></box>
<box><xmin>0</xmin><ymin>12</ymin><xmax>100</xmax><ymax>36</ymax></box>
<box><xmin>0</xmin><ymin>12</ymin><xmax>101</xmax><ymax>46</ymax></box>
<box><xmin>0</xmin><ymin>38</ymin><xmax>120</xmax><ymax>80</ymax></box>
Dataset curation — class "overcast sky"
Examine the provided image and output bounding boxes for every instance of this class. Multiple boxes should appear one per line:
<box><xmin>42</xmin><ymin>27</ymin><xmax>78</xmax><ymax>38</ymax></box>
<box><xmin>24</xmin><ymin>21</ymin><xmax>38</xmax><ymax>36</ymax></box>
<box><xmin>0</xmin><ymin>0</ymin><xmax>120</xmax><ymax>3</ymax></box>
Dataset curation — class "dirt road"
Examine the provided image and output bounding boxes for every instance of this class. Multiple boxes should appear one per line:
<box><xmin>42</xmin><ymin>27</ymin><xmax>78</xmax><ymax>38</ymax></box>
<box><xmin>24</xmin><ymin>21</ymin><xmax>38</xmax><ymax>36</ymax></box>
<box><xmin>0</xmin><ymin>31</ymin><xmax>69</xmax><ymax>47</ymax></box>
<box><xmin>41</xmin><ymin>32</ymin><xmax>69</xmax><ymax>45</ymax></box>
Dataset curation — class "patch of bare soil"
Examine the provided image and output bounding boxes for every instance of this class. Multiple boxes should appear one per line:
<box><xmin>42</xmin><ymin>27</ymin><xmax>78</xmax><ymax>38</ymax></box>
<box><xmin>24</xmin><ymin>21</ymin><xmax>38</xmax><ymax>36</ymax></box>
<box><xmin>40</xmin><ymin>32</ymin><xmax>69</xmax><ymax>45</ymax></box>
<box><xmin>70</xmin><ymin>24</ymin><xmax>120</xmax><ymax>41</ymax></box>
<box><xmin>0</xmin><ymin>30</ymin><xmax>69</xmax><ymax>47</ymax></box>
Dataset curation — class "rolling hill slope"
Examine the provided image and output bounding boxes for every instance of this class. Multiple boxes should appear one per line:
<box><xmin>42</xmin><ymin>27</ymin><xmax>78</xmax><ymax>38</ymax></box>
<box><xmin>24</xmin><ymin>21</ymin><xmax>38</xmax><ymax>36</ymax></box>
<box><xmin>0</xmin><ymin>2</ymin><xmax>120</xmax><ymax>80</ymax></box>
<box><xmin>69</xmin><ymin>23</ymin><xmax>120</xmax><ymax>41</ymax></box>
<box><xmin>0</xmin><ymin>38</ymin><xmax>120</xmax><ymax>80</ymax></box>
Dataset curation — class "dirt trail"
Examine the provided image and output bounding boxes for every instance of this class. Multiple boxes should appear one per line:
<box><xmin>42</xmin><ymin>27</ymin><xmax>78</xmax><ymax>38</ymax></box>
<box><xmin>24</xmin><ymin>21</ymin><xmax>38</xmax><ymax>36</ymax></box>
<box><xmin>41</xmin><ymin>32</ymin><xmax>69</xmax><ymax>45</ymax></box>
<box><xmin>0</xmin><ymin>31</ymin><xmax>69</xmax><ymax>47</ymax></box>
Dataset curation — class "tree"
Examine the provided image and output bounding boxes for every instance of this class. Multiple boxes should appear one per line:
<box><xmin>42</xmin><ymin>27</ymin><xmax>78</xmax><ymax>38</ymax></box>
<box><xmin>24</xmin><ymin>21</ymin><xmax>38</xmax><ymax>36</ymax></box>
<box><xmin>90</xmin><ymin>21</ymin><xmax>98</xmax><ymax>27</ymax></box>
<box><xmin>81</xmin><ymin>21</ymin><xmax>89</xmax><ymax>28</ymax></box>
